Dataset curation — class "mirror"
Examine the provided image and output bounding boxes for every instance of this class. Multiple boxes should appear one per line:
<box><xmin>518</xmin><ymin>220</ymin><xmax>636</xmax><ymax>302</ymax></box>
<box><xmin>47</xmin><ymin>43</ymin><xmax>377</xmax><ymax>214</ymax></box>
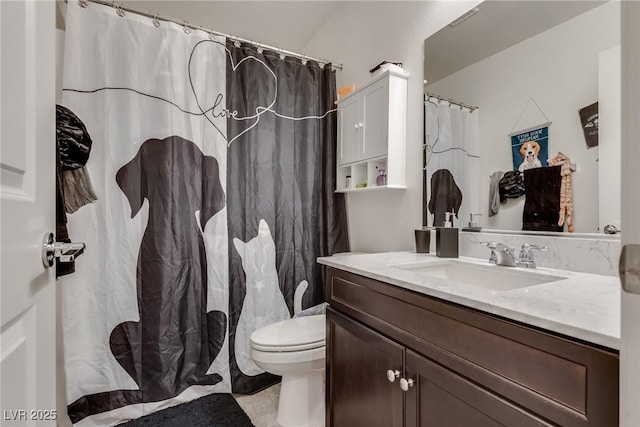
<box><xmin>423</xmin><ymin>1</ymin><xmax>620</xmax><ymax>235</ymax></box>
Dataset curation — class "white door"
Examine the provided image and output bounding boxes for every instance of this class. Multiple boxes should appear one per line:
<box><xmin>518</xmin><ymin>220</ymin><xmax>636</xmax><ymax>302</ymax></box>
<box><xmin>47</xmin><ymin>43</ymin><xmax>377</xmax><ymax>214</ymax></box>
<box><xmin>0</xmin><ymin>1</ymin><xmax>57</xmax><ymax>425</ymax></box>
<box><xmin>621</xmin><ymin>2</ymin><xmax>640</xmax><ymax>426</ymax></box>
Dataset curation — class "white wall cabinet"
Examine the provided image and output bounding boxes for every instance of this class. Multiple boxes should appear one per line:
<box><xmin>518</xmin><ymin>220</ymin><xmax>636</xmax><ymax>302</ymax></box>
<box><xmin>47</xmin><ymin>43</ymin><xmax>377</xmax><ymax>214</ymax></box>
<box><xmin>336</xmin><ymin>69</ymin><xmax>409</xmax><ymax>192</ymax></box>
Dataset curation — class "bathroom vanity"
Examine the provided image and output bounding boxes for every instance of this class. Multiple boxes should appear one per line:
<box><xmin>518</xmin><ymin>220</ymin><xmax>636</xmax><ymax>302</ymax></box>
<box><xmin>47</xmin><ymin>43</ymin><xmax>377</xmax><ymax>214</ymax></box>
<box><xmin>318</xmin><ymin>253</ymin><xmax>619</xmax><ymax>427</ymax></box>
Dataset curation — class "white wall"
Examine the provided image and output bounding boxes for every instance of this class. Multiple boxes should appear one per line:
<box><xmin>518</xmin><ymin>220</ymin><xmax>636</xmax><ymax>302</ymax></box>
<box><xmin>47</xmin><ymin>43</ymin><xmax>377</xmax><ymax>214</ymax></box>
<box><xmin>598</xmin><ymin>45</ymin><xmax>621</xmax><ymax>232</ymax></box>
<box><xmin>304</xmin><ymin>1</ymin><xmax>481</xmax><ymax>252</ymax></box>
<box><xmin>426</xmin><ymin>2</ymin><xmax>620</xmax><ymax>233</ymax></box>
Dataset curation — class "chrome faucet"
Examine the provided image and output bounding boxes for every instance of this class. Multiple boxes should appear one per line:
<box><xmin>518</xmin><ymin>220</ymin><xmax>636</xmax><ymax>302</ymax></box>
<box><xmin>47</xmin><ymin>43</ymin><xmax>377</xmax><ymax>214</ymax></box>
<box><xmin>482</xmin><ymin>242</ymin><xmax>547</xmax><ymax>268</ymax></box>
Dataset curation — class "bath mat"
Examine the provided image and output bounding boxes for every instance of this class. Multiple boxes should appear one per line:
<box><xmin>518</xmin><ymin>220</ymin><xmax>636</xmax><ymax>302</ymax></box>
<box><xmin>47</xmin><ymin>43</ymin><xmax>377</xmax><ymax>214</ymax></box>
<box><xmin>117</xmin><ymin>393</ymin><xmax>254</xmax><ymax>427</ymax></box>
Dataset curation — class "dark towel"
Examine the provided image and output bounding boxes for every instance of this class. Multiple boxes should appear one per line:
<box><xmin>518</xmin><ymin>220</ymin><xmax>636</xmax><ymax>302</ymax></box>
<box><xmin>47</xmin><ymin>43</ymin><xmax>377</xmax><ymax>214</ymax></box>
<box><xmin>522</xmin><ymin>166</ymin><xmax>563</xmax><ymax>232</ymax></box>
<box><xmin>56</xmin><ymin>105</ymin><xmax>98</xmax><ymax>213</ymax></box>
<box><xmin>428</xmin><ymin>169</ymin><xmax>462</xmax><ymax>227</ymax></box>
<box><xmin>498</xmin><ymin>171</ymin><xmax>525</xmax><ymax>202</ymax></box>
<box><xmin>55</xmin><ymin>105</ymin><xmax>98</xmax><ymax>277</ymax></box>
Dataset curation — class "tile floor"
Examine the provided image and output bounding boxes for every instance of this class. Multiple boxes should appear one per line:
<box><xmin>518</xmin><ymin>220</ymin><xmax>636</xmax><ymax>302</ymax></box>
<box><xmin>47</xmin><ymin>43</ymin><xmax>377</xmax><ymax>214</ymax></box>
<box><xmin>234</xmin><ymin>383</ymin><xmax>281</xmax><ymax>427</ymax></box>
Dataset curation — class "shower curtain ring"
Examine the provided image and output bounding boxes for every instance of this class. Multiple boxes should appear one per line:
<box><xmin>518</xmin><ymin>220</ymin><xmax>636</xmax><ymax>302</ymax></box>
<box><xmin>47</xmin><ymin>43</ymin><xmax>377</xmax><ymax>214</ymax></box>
<box><xmin>279</xmin><ymin>49</ymin><xmax>286</xmax><ymax>60</ymax></box>
<box><xmin>208</xmin><ymin>32</ymin><xmax>215</xmax><ymax>41</ymax></box>
<box><xmin>152</xmin><ymin>14</ymin><xmax>160</xmax><ymax>28</ymax></box>
<box><xmin>183</xmin><ymin>22</ymin><xmax>191</xmax><ymax>34</ymax></box>
<box><xmin>78</xmin><ymin>0</ymin><xmax>88</xmax><ymax>8</ymax></box>
<box><xmin>114</xmin><ymin>2</ymin><xmax>125</xmax><ymax>17</ymax></box>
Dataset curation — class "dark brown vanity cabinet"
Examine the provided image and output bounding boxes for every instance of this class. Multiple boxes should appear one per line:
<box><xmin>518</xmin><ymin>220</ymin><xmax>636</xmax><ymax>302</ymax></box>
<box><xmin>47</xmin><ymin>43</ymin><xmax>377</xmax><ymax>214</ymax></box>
<box><xmin>327</xmin><ymin>309</ymin><xmax>404</xmax><ymax>427</ymax></box>
<box><xmin>325</xmin><ymin>267</ymin><xmax>619</xmax><ymax>427</ymax></box>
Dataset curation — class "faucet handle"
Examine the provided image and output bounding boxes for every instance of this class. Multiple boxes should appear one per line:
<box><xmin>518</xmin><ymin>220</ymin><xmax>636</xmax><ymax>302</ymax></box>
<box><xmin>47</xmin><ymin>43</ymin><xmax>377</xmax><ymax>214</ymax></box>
<box><xmin>520</xmin><ymin>243</ymin><xmax>547</xmax><ymax>261</ymax></box>
<box><xmin>483</xmin><ymin>241</ymin><xmax>515</xmax><ymax>253</ymax></box>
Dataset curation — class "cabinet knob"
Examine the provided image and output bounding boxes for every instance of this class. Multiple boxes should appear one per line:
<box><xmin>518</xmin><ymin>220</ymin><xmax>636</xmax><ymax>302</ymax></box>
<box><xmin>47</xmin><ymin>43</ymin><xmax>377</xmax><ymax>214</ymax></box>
<box><xmin>386</xmin><ymin>369</ymin><xmax>400</xmax><ymax>383</ymax></box>
<box><xmin>354</xmin><ymin>123</ymin><xmax>359</xmax><ymax>129</ymax></box>
<box><xmin>399</xmin><ymin>377</ymin><xmax>414</xmax><ymax>391</ymax></box>
<box><xmin>357</xmin><ymin>122</ymin><xmax>364</xmax><ymax>128</ymax></box>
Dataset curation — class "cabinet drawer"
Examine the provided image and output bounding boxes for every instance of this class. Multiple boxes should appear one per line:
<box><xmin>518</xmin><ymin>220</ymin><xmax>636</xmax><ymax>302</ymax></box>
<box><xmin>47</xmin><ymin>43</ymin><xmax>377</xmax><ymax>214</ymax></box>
<box><xmin>326</xmin><ymin>267</ymin><xmax>618</xmax><ymax>427</ymax></box>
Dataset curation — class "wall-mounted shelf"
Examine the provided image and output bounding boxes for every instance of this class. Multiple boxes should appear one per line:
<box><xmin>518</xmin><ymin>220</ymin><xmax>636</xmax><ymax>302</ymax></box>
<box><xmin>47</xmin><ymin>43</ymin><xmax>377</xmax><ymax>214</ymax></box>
<box><xmin>336</xmin><ymin>69</ymin><xmax>409</xmax><ymax>194</ymax></box>
<box><xmin>336</xmin><ymin>185</ymin><xmax>407</xmax><ymax>194</ymax></box>
<box><xmin>336</xmin><ymin>155</ymin><xmax>406</xmax><ymax>193</ymax></box>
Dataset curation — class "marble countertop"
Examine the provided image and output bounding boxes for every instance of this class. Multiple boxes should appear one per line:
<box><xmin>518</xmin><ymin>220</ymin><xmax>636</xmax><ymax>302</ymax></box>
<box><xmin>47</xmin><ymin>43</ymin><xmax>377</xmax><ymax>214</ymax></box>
<box><xmin>317</xmin><ymin>252</ymin><xmax>621</xmax><ymax>350</ymax></box>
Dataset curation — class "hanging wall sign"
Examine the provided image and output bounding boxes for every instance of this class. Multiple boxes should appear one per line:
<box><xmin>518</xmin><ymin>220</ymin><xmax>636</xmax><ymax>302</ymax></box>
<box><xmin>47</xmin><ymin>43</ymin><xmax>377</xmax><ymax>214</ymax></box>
<box><xmin>511</xmin><ymin>125</ymin><xmax>549</xmax><ymax>172</ymax></box>
<box><xmin>579</xmin><ymin>102</ymin><xmax>598</xmax><ymax>148</ymax></box>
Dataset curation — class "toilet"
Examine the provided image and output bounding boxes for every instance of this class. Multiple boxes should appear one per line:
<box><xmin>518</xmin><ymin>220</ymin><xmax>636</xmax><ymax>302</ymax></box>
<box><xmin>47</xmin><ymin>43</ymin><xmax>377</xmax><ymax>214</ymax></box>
<box><xmin>250</xmin><ymin>314</ymin><xmax>326</xmax><ymax>427</ymax></box>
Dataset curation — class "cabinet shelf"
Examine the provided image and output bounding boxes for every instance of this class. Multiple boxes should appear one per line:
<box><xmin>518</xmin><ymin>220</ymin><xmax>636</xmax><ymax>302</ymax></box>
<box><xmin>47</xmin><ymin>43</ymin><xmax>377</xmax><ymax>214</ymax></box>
<box><xmin>335</xmin><ymin>184</ymin><xmax>407</xmax><ymax>194</ymax></box>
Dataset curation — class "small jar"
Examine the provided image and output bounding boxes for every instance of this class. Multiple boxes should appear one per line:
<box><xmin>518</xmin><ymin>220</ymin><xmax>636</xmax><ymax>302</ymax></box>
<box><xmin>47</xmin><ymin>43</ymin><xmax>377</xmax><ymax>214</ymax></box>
<box><xmin>345</xmin><ymin>175</ymin><xmax>352</xmax><ymax>189</ymax></box>
<box><xmin>376</xmin><ymin>170</ymin><xmax>387</xmax><ymax>186</ymax></box>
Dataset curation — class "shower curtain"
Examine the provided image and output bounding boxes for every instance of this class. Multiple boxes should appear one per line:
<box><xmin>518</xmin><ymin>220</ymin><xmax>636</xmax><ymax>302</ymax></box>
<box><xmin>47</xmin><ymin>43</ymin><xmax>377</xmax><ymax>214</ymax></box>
<box><xmin>60</xmin><ymin>2</ymin><xmax>348</xmax><ymax>425</ymax></box>
<box><xmin>424</xmin><ymin>96</ymin><xmax>480</xmax><ymax>228</ymax></box>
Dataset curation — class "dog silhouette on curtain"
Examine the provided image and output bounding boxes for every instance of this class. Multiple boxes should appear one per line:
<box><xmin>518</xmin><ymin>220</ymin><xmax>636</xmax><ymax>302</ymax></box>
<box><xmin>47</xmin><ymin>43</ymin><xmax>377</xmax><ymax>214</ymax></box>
<box><xmin>428</xmin><ymin>169</ymin><xmax>463</xmax><ymax>227</ymax></box>
<box><xmin>111</xmin><ymin>135</ymin><xmax>227</xmax><ymax>401</ymax></box>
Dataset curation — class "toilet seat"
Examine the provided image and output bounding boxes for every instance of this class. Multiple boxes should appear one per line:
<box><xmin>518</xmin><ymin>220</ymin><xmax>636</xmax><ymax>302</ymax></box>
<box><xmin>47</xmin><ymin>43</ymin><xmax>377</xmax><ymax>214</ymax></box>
<box><xmin>250</xmin><ymin>315</ymin><xmax>326</xmax><ymax>352</ymax></box>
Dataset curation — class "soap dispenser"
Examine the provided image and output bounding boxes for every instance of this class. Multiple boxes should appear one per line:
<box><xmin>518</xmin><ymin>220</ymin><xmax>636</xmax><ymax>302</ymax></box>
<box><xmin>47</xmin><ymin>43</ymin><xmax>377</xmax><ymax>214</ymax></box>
<box><xmin>436</xmin><ymin>211</ymin><xmax>459</xmax><ymax>258</ymax></box>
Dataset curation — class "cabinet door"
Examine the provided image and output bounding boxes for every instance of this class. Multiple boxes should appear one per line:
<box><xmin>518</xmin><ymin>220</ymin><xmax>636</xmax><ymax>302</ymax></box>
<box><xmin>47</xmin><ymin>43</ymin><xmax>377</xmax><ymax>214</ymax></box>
<box><xmin>361</xmin><ymin>78</ymin><xmax>389</xmax><ymax>160</ymax></box>
<box><xmin>338</xmin><ymin>95</ymin><xmax>362</xmax><ymax>165</ymax></box>
<box><xmin>404</xmin><ymin>350</ymin><xmax>549</xmax><ymax>427</ymax></box>
<box><xmin>326</xmin><ymin>308</ymin><xmax>404</xmax><ymax>427</ymax></box>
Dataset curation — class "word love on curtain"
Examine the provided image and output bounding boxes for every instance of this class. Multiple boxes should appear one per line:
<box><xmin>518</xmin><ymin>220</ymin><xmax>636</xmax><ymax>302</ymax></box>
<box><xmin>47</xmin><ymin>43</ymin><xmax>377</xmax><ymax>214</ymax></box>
<box><xmin>60</xmin><ymin>2</ymin><xmax>348</xmax><ymax>426</ymax></box>
<box><xmin>424</xmin><ymin>95</ymin><xmax>480</xmax><ymax>228</ymax></box>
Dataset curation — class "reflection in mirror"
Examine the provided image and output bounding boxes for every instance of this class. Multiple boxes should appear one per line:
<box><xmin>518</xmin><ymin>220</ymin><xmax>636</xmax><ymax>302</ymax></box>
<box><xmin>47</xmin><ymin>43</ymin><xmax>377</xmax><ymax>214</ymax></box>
<box><xmin>423</xmin><ymin>1</ymin><xmax>620</xmax><ymax>235</ymax></box>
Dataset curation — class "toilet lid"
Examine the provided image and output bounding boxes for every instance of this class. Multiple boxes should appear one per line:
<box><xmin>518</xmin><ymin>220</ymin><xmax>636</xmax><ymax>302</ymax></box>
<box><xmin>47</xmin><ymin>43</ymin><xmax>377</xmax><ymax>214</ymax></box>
<box><xmin>250</xmin><ymin>315</ymin><xmax>326</xmax><ymax>352</ymax></box>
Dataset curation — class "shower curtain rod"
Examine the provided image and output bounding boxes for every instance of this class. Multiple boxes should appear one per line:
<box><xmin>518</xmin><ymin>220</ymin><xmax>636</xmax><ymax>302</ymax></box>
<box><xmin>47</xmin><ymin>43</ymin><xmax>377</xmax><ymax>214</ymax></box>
<box><xmin>71</xmin><ymin>0</ymin><xmax>343</xmax><ymax>71</ymax></box>
<box><xmin>425</xmin><ymin>92</ymin><xmax>478</xmax><ymax>111</ymax></box>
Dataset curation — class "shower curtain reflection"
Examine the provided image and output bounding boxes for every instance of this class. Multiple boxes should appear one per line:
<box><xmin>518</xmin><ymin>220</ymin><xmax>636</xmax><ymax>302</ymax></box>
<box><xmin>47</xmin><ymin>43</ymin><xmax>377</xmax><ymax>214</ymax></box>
<box><xmin>424</xmin><ymin>95</ymin><xmax>481</xmax><ymax>228</ymax></box>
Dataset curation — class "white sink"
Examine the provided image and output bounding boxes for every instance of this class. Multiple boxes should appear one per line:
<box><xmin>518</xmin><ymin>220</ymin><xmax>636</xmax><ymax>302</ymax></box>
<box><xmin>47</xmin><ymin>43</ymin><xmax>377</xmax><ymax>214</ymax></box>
<box><xmin>393</xmin><ymin>260</ymin><xmax>566</xmax><ymax>291</ymax></box>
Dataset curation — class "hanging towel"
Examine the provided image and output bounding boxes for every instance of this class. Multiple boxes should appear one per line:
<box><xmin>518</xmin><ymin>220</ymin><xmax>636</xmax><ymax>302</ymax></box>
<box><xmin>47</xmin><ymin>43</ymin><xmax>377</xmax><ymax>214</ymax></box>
<box><xmin>56</xmin><ymin>105</ymin><xmax>98</xmax><ymax>213</ymax></box>
<box><xmin>498</xmin><ymin>171</ymin><xmax>525</xmax><ymax>202</ymax></box>
<box><xmin>522</xmin><ymin>166</ymin><xmax>563</xmax><ymax>232</ymax></box>
<box><xmin>489</xmin><ymin>171</ymin><xmax>504</xmax><ymax>217</ymax></box>
<box><xmin>548</xmin><ymin>152</ymin><xmax>574</xmax><ymax>232</ymax></box>
<box><xmin>428</xmin><ymin>169</ymin><xmax>462</xmax><ymax>227</ymax></box>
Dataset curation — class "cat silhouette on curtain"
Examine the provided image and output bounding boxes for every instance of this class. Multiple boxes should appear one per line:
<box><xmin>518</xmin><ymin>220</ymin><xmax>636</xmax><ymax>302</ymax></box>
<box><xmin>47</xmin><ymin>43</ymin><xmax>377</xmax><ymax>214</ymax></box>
<box><xmin>232</xmin><ymin>219</ymin><xmax>309</xmax><ymax>376</ymax></box>
<box><xmin>428</xmin><ymin>169</ymin><xmax>463</xmax><ymax>227</ymax></box>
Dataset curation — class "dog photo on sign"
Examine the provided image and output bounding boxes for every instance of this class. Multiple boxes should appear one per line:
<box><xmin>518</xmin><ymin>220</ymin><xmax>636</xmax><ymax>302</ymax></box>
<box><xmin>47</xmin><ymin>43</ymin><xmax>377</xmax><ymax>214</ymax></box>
<box><xmin>511</xmin><ymin>126</ymin><xmax>549</xmax><ymax>172</ymax></box>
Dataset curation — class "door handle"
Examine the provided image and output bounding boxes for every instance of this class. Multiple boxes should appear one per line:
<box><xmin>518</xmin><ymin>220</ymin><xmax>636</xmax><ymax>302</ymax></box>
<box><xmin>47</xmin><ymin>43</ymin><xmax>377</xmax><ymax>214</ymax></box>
<box><xmin>42</xmin><ymin>232</ymin><xmax>85</xmax><ymax>267</ymax></box>
<box><xmin>620</xmin><ymin>244</ymin><xmax>640</xmax><ymax>294</ymax></box>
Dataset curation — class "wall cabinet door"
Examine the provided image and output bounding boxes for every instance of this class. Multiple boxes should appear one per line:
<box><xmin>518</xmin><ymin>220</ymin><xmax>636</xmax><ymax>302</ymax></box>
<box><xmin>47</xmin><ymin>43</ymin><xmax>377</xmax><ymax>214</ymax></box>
<box><xmin>404</xmin><ymin>350</ymin><xmax>547</xmax><ymax>427</ymax></box>
<box><xmin>361</xmin><ymin>79</ymin><xmax>389</xmax><ymax>160</ymax></box>
<box><xmin>326</xmin><ymin>308</ymin><xmax>404</xmax><ymax>427</ymax></box>
<box><xmin>338</xmin><ymin>95</ymin><xmax>362</xmax><ymax>165</ymax></box>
